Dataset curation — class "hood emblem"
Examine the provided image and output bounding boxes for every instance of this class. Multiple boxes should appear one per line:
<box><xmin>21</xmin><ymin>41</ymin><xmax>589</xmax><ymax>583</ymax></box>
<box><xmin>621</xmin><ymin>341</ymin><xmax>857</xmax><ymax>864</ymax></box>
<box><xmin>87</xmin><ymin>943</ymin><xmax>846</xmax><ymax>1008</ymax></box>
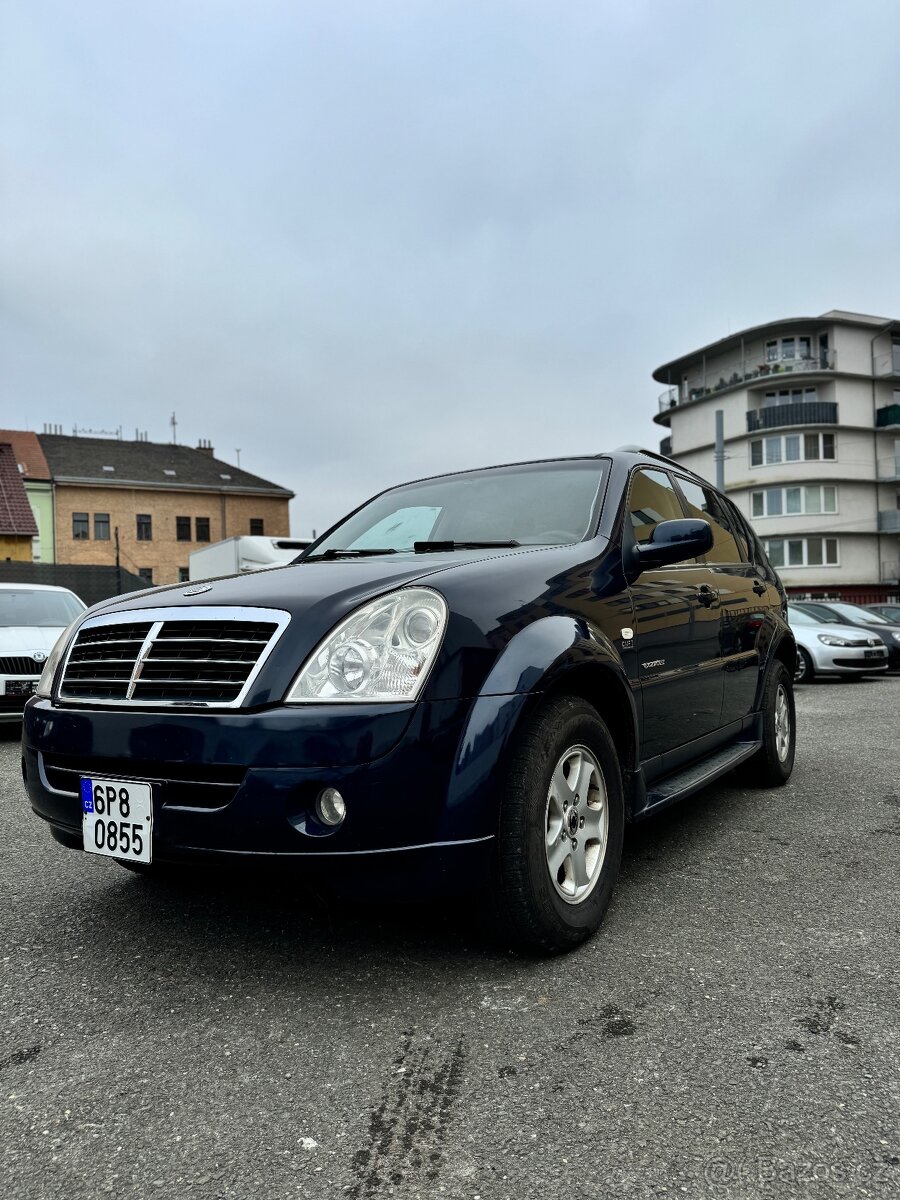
<box><xmin>182</xmin><ymin>584</ymin><xmax>213</xmax><ymax>596</ymax></box>
<box><xmin>32</xmin><ymin>651</ymin><xmax>47</xmax><ymax>663</ymax></box>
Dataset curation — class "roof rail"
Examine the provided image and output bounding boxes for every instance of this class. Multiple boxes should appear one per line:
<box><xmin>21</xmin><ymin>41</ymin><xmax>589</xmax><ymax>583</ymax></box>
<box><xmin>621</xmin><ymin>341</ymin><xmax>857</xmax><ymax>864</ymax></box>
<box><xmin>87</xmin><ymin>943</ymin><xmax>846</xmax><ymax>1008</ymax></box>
<box><xmin>612</xmin><ymin>444</ymin><xmax>677</xmax><ymax>465</ymax></box>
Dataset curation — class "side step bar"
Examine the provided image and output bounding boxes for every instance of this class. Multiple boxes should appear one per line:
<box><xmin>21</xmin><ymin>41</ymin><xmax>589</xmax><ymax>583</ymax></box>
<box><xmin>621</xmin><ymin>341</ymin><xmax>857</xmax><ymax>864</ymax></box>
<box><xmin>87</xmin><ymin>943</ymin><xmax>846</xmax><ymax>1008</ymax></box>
<box><xmin>637</xmin><ymin>740</ymin><xmax>762</xmax><ymax>818</ymax></box>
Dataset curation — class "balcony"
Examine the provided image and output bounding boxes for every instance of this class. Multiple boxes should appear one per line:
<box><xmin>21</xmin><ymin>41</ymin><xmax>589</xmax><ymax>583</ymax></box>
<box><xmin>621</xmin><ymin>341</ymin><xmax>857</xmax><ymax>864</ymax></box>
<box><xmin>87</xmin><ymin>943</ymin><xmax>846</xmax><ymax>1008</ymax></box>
<box><xmin>876</xmin><ymin>403</ymin><xmax>900</xmax><ymax>429</ymax></box>
<box><xmin>657</xmin><ymin>349</ymin><xmax>837</xmax><ymax>415</ymax></box>
<box><xmin>878</xmin><ymin>510</ymin><xmax>900</xmax><ymax>534</ymax></box>
<box><xmin>747</xmin><ymin>401</ymin><xmax>838</xmax><ymax>433</ymax></box>
<box><xmin>878</xmin><ymin>455</ymin><xmax>900</xmax><ymax>482</ymax></box>
<box><xmin>873</xmin><ymin>348</ymin><xmax>900</xmax><ymax>378</ymax></box>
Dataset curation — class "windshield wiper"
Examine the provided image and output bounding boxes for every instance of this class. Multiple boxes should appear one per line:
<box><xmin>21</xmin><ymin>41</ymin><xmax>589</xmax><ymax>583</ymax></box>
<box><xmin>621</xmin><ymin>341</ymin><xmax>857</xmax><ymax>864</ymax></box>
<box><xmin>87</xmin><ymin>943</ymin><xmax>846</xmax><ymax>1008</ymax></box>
<box><xmin>307</xmin><ymin>548</ymin><xmax>399</xmax><ymax>560</ymax></box>
<box><xmin>413</xmin><ymin>540</ymin><xmax>520</xmax><ymax>552</ymax></box>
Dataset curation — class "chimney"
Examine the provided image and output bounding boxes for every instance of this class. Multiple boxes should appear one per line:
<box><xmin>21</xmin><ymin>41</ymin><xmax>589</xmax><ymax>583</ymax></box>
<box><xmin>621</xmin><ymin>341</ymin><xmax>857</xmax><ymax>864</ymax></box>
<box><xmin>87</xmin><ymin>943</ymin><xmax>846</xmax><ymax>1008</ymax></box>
<box><xmin>196</xmin><ymin>438</ymin><xmax>215</xmax><ymax>456</ymax></box>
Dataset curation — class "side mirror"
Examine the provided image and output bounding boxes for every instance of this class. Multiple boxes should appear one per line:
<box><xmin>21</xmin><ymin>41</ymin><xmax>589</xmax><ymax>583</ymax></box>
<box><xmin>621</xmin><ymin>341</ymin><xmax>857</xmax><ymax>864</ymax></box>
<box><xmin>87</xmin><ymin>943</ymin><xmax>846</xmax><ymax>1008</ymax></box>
<box><xmin>633</xmin><ymin>518</ymin><xmax>713</xmax><ymax>570</ymax></box>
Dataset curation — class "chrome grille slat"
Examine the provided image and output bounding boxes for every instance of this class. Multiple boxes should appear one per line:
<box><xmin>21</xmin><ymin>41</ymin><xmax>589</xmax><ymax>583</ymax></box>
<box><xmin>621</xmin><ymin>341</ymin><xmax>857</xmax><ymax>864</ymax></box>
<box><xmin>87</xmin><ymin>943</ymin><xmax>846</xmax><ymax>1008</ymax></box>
<box><xmin>58</xmin><ymin>606</ymin><xmax>289</xmax><ymax>708</ymax></box>
<box><xmin>0</xmin><ymin>656</ymin><xmax>45</xmax><ymax>675</ymax></box>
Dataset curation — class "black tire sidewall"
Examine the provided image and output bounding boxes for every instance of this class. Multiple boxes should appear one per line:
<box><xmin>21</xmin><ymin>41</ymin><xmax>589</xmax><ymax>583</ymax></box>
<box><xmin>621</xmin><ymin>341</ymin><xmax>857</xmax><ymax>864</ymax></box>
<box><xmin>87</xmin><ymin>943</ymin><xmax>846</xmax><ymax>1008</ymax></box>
<box><xmin>795</xmin><ymin>649</ymin><xmax>813</xmax><ymax>684</ymax></box>
<box><xmin>497</xmin><ymin>696</ymin><xmax>625</xmax><ymax>952</ymax></box>
<box><xmin>758</xmin><ymin>660</ymin><xmax>796</xmax><ymax>784</ymax></box>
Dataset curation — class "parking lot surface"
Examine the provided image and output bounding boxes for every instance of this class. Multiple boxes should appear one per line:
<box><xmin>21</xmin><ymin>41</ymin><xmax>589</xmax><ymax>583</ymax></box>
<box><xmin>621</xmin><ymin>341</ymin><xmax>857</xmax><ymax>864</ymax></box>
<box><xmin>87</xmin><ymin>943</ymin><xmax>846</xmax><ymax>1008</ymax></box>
<box><xmin>2</xmin><ymin>677</ymin><xmax>899</xmax><ymax>1199</ymax></box>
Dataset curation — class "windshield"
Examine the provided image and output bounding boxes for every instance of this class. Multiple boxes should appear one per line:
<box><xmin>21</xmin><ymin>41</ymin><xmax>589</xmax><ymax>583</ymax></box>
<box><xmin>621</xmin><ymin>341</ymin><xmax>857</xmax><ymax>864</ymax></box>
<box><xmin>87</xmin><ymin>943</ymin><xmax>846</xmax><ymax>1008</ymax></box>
<box><xmin>787</xmin><ymin>606</ymin><xmax>817</xmax><ymax>625</ymax></box>
<box><xmin>0</xmin><ymin>589</ymin><xmax>84</xmax><ymax>627</ymax></box>
<box><xmin>308</xmin><ymin>460</ymin><xmax>607</xmax><ymax>556</ymax></box>
<box><xmin>831</xmin><ymin>602</ymin><xmax>888</xmax><ymax>624</ymax></box>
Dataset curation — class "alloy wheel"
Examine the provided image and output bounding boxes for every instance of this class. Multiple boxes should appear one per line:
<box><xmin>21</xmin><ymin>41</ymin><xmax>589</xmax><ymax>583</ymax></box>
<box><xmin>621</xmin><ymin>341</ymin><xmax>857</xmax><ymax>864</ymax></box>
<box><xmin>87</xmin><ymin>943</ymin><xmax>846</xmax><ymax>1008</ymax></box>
<box><xmin>544</xmin><ymin>744</ymin><xmax>608</xmax><ymax>905</ymax></box>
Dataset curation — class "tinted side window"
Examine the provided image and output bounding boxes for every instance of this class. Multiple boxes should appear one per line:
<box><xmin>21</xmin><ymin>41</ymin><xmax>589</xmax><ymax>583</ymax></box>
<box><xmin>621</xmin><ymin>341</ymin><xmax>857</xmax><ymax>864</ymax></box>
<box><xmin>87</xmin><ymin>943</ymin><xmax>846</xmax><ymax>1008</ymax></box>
<box><xmin>718</xmin><ymin>495</ymin><xmax>751</xmax><ymax>563</ymax></box>
<box><xmin>676</xmin><ymin>478</ymin><xmax>741</xmax><ymax>564</ymax></box>
<box><xmin>627</xmin><ymin>469</ymin><xmax>685</xmax><ymax>543</ymax></box>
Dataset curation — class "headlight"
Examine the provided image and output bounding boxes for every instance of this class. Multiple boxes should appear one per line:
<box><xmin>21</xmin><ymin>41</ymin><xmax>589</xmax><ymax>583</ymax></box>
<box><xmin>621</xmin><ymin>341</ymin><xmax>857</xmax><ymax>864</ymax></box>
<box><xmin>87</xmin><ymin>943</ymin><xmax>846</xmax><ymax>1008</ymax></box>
<box><xmin>286</xmin><ymin>587</ymin><xmax>448</xmax><ymax>703</ymax></box>
<box><xmin>35</xmin><ymin>615</ymin><xmax>86</xmax><ymax>698</ymax></box>
<box><xmin>817</xmin><ymin>634</ymin><xmax>855</xmax><ymax>647</ymax></box>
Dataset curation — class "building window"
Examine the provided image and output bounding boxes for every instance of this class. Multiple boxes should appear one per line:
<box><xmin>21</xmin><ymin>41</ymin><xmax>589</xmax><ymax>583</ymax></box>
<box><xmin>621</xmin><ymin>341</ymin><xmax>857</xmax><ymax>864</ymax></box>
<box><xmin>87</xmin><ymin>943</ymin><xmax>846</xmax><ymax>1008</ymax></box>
<box><xmin>763</xmin><ymin>334</ymin><xmax>816</xmax><ymax>365</ymax></box>
<box><xmin>763</xmin><ymin>537</ymin><xmax>839</xmax><ymax>568</ymax></box>
<box><xmin>94</xmin><ymin>513</ymin><xmax>110</xmax><ymax>540</ymax></box>
<box><xmin>176</xmin><ymin>516</ymin><xmax>191</xmax><ymax>541</ymax></box>
<box><xmin>72</xmin><ymin>512</ymin><xmax>89</xmax><ymax>540</ymax></box>
<box><xmin>750</xmin><ymin>432</ymin><xmax>835</xmax><ymax>466</ymax></box>
<box><xmin>249</xmin><ymin>518</ymin><xmax>264</xmax><ymax>536</ymax></box>
<box><xmin>195</xmin><ymin>517</ymin><xmax>211</xmax><ymax>542</ymax></box>
<box><xmin>137</xmin><ymin>567</ymin><xmax>154</xmax><ymax>584</ymax></box>
<box><xmin>136</xmin><ymin>514</ymin><xmax>152</xmax><ymax>541</ymax></box>
<box><xmin>751</xmin><ymin>486</ymin><xmax>838</xmax><ymax>518</ymax></box>
<box><xmin>761</xmin><ymin>387</ymin><xmax>818</xmax><ymax>407</ymax></box>
<box><xmin>178</xmin><ymin>567</ymin><xmax>189</xmax><ymax>582</ymax></box>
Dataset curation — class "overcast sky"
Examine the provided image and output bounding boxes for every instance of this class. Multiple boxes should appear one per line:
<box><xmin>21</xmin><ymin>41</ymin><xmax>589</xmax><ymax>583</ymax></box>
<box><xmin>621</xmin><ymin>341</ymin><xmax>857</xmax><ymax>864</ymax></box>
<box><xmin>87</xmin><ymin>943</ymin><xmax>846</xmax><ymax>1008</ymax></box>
<box><xmin>2</xmin><ymin>0</ymin><xmax>899</xmax><ymax>535</ymax></box>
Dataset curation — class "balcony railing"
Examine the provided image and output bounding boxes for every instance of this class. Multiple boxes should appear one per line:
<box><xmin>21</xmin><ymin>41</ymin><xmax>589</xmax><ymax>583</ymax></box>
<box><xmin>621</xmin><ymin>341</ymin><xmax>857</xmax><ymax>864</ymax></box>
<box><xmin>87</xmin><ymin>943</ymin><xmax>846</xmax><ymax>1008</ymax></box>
<box><xmin>873</xmin><ymin>349</ymin><xmax>900</xmax><ymax>378</ymax></box>
<box><xmin>658</xmin><ymin>349</ymin><xmax>837</xmax><ymax>414</ymax></box>
<box><xmin>877</xmin><ymin>403</ymin><xmax>900</xmax><ymax>429</ymax></box>
<box><xmin>747</xmin><ymin>401</ymin><xmax>838</xmax><ymax>433</ymax></box>
<box><xmin>878</xmin><ymin>455</ymin><xmax>900</xmax><ymax>481</ymax></box>
<box><xmin>878</xmin><ymin>510</ymin><xmax>900</xmax><ymax>534</ymax></box>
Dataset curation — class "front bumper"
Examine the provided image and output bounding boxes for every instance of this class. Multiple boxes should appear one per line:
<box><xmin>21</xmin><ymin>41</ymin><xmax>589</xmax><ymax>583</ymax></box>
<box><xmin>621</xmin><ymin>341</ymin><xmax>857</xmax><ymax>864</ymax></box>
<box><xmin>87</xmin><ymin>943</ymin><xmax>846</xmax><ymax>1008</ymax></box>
<box><xmin>22</xmin><ymin>695</ymin><xmax>512</xmax><ymax>882</ymax></box>
<box><xmin>809</xmin><ymin>644</ymin><xmax>889</xmax><ymax>675</ymax></box>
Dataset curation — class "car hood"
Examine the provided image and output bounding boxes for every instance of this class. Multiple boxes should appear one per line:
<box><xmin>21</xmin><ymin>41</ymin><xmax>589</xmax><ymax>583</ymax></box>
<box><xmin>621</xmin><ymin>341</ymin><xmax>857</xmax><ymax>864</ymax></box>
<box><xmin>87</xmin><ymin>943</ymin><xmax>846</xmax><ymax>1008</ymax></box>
<box><xmin>789</xmin><ymin>620</ymin><xmax>886</xmax><ymax>648</ymax></box>
<box><xmin>88</xmin><ymin>548</ymin><xmax>537</xmax><ymax>620</ymax></box>
<box><xmin>74</xmin><ymin>546</ymin><xmax>560</xmax><ymax>706</ymax></box>
<box><xmin>0</xmin><ymin>626</ymin><xmax>70</xmax><ymax>656</ymax></box>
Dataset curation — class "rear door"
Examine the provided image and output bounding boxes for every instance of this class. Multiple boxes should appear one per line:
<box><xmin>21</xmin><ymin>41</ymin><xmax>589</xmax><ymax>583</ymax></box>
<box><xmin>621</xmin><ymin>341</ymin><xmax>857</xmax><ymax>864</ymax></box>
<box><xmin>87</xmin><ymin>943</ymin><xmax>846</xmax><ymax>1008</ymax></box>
<box><xmin>625</xmin><ymin>468</ymin><xmax>724</xmax><ymax>759</ymax></box>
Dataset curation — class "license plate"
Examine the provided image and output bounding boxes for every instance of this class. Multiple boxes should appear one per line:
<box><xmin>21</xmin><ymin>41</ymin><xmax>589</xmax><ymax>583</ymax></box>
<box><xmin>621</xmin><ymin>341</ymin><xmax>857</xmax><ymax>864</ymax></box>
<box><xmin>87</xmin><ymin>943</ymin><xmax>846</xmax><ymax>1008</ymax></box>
<box><xmin>81</xmin><ymin>778</ymin><xmax>153</xmax><ymax>864</ymax></box>
<box><xmin>864</xmin><ymin>649</ymin><xmax>884</xmax><ymax>659</ymax></box>
<box><xmin>6</xmin><ymin>680</ymin><xmax>37</xmax><ymax>696</ymax></box>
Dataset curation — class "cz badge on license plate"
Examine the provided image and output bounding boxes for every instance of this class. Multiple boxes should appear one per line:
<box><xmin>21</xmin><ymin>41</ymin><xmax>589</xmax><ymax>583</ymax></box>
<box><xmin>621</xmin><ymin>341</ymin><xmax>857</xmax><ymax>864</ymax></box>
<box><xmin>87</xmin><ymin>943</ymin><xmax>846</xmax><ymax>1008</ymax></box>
<box><xmin>81</xmin><ymin>778</ymin><xmax>153</xmax><ymax>864</ymax></box>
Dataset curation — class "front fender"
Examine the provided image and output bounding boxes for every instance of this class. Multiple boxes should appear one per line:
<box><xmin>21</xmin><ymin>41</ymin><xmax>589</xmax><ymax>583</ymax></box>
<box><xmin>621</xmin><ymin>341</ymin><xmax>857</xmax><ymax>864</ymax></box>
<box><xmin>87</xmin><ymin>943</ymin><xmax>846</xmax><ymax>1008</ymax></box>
<box><xmin>437</xmin><ymin>616</ymin><xmax>638</xmax><ymax>840</ymax></box>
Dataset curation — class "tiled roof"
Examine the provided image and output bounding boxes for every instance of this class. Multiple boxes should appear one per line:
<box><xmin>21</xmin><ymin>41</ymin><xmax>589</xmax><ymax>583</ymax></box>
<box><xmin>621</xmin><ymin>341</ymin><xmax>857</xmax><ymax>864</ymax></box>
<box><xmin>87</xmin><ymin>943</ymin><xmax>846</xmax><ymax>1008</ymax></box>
<box><xmin>0</xmin><ymin>443</ymin><xmax>39</xmax><ymax>536</ymax></box>
<box><xmin>38</xmin><ymin>435</ymin><xmax>293</xmax><ymax>496</ymax></box>
<box><xmin>0</xmin><ymin>430</ymin><xmax>51</xmax><ymax>480</ymax></box>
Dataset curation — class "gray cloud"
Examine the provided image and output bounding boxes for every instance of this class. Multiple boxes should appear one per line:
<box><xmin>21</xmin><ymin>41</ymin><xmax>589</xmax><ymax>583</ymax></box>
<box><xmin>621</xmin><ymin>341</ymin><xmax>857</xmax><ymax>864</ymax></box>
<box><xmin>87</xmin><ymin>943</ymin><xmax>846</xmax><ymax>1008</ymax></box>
<box><xmin>2</xmin><ymin>0</ymin><xmax>899</xmax><ymax>535</ymax></box>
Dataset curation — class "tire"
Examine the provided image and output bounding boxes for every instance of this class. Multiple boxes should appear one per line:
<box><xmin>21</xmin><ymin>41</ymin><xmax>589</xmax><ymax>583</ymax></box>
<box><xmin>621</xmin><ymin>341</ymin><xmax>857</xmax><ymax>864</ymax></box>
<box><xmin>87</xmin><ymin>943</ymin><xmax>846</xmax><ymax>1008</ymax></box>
<box><xmin>794</xmin><ymin>648</ymin><xmax>814</xmax><ymax>684</ymax></box>
<box><xmin>493</xmin><ymin>695</ymin><xmax>625</xmax><ymax>954</ymax></box>
<box><xmin>745</xmin><ymin>660</ymin><xmax>795</xmax><ymax>787</ymax></box>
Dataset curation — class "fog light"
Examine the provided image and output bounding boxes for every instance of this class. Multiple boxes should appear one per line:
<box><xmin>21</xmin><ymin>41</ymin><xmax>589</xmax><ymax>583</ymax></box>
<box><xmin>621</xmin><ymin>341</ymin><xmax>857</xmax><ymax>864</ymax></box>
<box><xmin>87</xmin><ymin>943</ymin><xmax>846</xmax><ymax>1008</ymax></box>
<box><xmin>316</xmin><ymin>787</ymin><xmax>346</xmax><ymax>827</ymax></box>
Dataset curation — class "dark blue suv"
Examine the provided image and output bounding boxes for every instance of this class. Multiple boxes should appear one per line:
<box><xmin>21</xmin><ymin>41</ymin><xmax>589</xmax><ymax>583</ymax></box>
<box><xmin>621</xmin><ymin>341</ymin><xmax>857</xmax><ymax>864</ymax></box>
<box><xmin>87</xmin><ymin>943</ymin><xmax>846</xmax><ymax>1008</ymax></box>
<box><xmin>22</xmin><ymin>448</ymin><xmax>796</xmax><ymax>952</ymax></box>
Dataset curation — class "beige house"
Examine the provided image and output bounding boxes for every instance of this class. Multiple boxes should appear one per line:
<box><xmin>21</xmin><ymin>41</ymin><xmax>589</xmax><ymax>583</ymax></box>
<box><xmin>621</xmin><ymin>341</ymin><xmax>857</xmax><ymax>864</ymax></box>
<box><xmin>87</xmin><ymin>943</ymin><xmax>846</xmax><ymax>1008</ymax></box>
<box><xmin>39</xmin><ymin>434</ymin><xmax>294</xmax><ymax>587</ymax></box>
<box><xmin>653</xmin><ymin>310</ymin><xmax>900</xmax><ymax>600</ymax></box>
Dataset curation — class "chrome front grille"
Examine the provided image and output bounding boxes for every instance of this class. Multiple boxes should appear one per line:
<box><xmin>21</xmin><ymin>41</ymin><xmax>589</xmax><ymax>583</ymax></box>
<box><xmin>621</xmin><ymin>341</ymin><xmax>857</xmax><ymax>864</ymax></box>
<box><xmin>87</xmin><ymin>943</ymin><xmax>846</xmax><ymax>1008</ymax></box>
<box><xmin>0</xmin><ymin>655</ymin><xmax>48</xmax><ymax>675</ymax></box>
<box><xmin>58</xmin><ymin>606</ymin><xmax>290</xmax><ymax>707</ymax></box>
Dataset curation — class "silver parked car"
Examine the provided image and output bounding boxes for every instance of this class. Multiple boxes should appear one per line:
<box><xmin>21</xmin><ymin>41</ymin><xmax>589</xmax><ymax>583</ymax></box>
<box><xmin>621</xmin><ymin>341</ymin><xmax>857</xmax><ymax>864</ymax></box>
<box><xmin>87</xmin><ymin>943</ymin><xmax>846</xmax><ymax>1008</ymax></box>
<box><xmin>0</xmin><ymin>584</ymin><xmax>86</xmax><ymax>721</ymax></box>
<box><xmin>787</xmin><ymin>605</ymin><xmax>888</xmax><ymax>683</ymax></box>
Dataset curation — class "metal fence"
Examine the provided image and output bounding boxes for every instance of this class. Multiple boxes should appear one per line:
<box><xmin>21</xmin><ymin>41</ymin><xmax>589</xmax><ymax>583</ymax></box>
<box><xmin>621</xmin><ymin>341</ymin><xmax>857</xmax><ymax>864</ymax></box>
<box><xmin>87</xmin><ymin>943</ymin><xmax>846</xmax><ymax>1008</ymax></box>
<box><xmin>0</xmin><ymin>562</ymin><xmax>147</xmax><ymax>607</ymax></box>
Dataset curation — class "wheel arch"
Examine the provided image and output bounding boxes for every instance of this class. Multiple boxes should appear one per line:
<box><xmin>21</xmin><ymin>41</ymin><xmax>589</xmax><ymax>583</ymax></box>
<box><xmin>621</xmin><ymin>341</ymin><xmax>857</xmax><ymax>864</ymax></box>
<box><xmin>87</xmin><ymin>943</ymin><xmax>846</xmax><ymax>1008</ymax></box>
<box><xmin>439</xmin><ymin>617</ymin><xmax>640</xmax><ymax>839</ymax></box>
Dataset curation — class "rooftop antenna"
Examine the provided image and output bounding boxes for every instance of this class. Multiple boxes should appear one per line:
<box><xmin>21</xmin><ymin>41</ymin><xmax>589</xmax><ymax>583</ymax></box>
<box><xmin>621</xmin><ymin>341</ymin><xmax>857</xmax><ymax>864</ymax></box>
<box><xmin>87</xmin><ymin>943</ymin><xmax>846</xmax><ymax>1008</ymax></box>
<box><xmin>170</xmin><ymin>412</ymin><xmax>178</xmax><ymax>444</ymax></box>
<box><xmin>235</xmin><ymin>448</ymin><xmax>241</xmax><ymax>467</ymax></box>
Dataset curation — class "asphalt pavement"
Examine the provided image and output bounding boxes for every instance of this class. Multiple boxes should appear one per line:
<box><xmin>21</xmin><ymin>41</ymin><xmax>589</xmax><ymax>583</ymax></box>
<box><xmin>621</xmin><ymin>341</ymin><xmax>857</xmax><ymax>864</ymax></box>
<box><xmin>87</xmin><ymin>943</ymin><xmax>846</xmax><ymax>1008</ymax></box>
<box><xmin>2</xmin><ymin>677</ymin><xmax>899</xmax><ymax>1200</ymax></box>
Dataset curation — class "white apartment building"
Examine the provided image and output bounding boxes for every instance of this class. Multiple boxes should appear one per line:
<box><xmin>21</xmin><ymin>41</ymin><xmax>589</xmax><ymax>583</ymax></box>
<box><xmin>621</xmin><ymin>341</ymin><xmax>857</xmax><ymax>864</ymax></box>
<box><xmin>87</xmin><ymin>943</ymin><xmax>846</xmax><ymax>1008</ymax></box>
<box><xmin>652</xmin><ymin>310</ymin><xmax>900</xmax><ymax>600</ymax></box>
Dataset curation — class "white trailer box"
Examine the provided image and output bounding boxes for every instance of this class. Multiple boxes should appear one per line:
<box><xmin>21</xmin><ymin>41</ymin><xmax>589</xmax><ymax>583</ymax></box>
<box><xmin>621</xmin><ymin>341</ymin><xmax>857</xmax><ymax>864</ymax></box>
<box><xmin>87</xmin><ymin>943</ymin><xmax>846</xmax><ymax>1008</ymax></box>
<box><xmin>188</xmin><ymin>536</ymin><xmax>310</xmax><ymax>581</ymax></box>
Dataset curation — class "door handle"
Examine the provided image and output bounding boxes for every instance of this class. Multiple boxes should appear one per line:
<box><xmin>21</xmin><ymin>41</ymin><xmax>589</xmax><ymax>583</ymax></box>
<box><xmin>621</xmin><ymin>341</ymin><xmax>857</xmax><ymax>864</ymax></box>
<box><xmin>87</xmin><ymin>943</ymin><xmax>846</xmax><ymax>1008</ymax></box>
<box><xmin>752</xmin><ymin>579</ymin><xmax>767</xmax><ymax>596</ymax></box>
<box><xmin>696</xmin><ymin>584</ymin><xmax>718</xmax><ymax>607</ymax></box>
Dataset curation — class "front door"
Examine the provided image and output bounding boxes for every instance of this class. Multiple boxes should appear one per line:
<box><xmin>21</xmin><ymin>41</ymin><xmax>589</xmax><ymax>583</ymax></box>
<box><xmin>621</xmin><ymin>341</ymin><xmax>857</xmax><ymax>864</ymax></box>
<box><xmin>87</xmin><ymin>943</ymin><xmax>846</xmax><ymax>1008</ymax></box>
<box><xmin>625</xmin><ymin>468</ymin><xmax>724</xmax><ymax>760</ymax></box>
<box><xmin>675</xmin><ymin>477</ymin><xmax>765</xmax><ymax>725</ymax></box>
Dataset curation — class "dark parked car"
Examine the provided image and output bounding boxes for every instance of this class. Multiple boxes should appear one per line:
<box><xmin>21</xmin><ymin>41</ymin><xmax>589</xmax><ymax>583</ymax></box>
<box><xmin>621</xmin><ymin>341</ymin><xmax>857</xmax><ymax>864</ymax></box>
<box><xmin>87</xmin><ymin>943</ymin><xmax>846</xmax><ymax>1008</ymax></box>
<box><xmin>865</xmin><ymin>603</ymin><xmax>900</xmax><ymax>624</ymax></box>
<box><xmin>22</xmin><ymin>449</ymin><xmax>796</xmax><ymax>953</ymax></box>
<box><xmin>790</xmin><ymin>601</ymin><xmax>900</xmax><ymax>671</ymax></box>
